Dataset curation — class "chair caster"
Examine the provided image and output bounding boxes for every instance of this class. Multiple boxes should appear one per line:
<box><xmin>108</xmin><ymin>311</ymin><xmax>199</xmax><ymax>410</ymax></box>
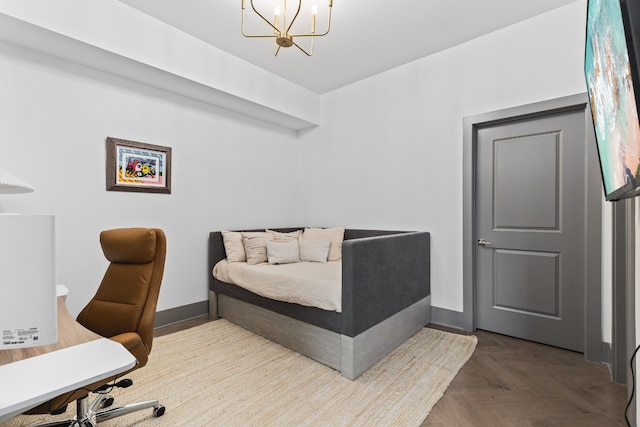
<box><xmin>153</xmin><ymin>405</ymin><xmax>165</xmax><ymax>417</ymax></box>
<box><xmin>101</xmin><ymin>396</ymin><xmax>114</xmax><ymax>408</ymax></box>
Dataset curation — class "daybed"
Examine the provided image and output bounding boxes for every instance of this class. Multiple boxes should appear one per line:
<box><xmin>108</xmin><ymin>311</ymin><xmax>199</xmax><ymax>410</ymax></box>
<box><xmin>208</xmin><ymin>227</ymin><xmax>431</xmax><ymax>380</ymax></box>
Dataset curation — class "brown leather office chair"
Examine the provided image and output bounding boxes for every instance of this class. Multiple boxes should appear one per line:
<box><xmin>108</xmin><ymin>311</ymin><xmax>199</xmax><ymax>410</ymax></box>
<box><xmin>27</xmin><ymin>227</ymin><xmax>167</xmax><ymax>426</ymax></box>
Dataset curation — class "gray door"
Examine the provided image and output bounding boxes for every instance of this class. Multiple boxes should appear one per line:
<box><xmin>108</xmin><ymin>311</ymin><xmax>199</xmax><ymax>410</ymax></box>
<box><xmin>475</xmin><ymin>108</ymin><xmax>586</xmax><ymax>352</ymax></box>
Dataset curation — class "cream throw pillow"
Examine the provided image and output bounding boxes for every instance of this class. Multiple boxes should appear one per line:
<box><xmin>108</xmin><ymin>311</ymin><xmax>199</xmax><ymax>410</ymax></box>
<box><xmin>266</xmin><ymin>229</ymin><xmax>302</xmax><ymax>242</ymax></box>
<box><xmin>299</xmin><ymin>238</ymin><xmax>330</xmax><ymax>263</ymax></box>
<box><xmin>303</xmin><ymin>226</ymin><xmax>345</xmax><ymax>261</ymax></box>
<box><xmin>242</xmin><ymin>232</ymin><xmax>271</xmax><ymax>265</ymax></box>
<box><xmin>221</xmin><ymin>231</ymin><xmax>246</xmax><ymax>263</ymax></box>
<box><xmin>266</xmin><ymin>239</ymin><xmax>300</xmax><ymax>264</ymax></box>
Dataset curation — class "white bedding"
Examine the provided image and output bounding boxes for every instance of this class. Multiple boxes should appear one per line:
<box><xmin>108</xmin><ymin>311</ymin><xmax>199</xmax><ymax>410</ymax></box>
<box><xmin>212</xmin><ymin>259</ymin><xmax>342</xmax><ymax>312</ymax></box>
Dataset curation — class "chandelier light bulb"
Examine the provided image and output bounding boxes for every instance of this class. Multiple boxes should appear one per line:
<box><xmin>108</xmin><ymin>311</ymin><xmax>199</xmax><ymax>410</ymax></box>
<box><xmin>274</xmin><ymin>6</ymin><xmax>281</xmax><ymax>16</ymax></box>
<box><xmin>311</xmin><ymin>5</ymin><xmax>318</xmax><ymax>15</ymax></box>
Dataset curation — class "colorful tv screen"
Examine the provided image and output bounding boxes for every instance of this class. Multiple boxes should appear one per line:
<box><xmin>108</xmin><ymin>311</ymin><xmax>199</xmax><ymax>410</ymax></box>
<box><xmin>585</xmin><ymin>0</ymin><xmax>640</xmax><ymax>200</ymax></box>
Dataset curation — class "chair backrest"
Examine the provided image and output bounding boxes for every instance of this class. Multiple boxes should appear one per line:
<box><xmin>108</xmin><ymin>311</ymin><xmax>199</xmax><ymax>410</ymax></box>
<box><xmin>76</xmin><ymin>228</ymin><xmax>166</xmax><ymax>355</ymax></box>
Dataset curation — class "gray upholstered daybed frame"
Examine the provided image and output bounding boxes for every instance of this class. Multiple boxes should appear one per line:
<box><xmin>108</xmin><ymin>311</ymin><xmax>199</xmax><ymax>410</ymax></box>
<box><xmin>208</xmin><ymin>228</ymin><xmax>431</xmax><ymax>380</ymax></box>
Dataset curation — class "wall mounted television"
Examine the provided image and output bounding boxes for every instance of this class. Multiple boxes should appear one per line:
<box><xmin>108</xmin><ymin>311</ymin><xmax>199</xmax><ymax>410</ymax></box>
<box><xmin>585</xmin><ymin>0</ymin><xmax>640</xmax><ymax>201</ymax></box>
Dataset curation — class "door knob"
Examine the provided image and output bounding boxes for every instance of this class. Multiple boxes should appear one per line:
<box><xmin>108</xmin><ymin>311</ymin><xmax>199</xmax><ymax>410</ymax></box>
<box><xmin>477</xmin><ymin>239</ymin><xmax>492</xmax><ymax>246</ymax></box>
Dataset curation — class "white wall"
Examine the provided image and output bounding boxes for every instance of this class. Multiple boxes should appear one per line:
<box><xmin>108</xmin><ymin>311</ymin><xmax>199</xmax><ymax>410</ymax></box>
<box><xmin>0</xmin><ymin>47</ymin><xmax>300</xmax><ymax>316</ymax></box>
<box><xmin>298</xmin><ymin>1</ymin><xmax>589</xmax><ymax>312</ymax></box>
<box><xmin>636</xmin><ymin>199</ymin><xmax>640</xmax><ymax>425</ymax></box>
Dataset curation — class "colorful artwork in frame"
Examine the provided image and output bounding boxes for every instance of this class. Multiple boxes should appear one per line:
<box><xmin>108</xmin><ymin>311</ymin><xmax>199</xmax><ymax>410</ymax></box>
<box><xmin>106</xmin><ymin>137</ymin><xmax>172</xmax><ymax>193</ymax></box>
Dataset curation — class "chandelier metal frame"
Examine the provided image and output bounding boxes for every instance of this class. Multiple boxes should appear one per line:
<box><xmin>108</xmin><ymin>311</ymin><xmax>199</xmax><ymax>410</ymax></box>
<box><xmin>241</xmin><ymin>0</ymin><xmax>333</xmax><ymax>56</ymax></box>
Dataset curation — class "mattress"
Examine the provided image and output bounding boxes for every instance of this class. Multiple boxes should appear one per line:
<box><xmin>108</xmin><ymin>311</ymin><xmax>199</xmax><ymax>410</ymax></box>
<box><xmin>212</xmin><ymin>259</ymin><xmax>342</xmax><ymax>312</ymax></box>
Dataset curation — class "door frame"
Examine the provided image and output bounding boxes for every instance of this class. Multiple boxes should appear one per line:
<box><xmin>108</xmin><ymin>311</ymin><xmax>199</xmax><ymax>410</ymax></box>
<box><xmin>462</xmin><ymin>93</ymin><xmax>603</xmax><ymax>362</ymax></box>
<box><xmin>612</xmin><ymin>198</ymin><xmax>635</xmax><ymax>388</ymax></box>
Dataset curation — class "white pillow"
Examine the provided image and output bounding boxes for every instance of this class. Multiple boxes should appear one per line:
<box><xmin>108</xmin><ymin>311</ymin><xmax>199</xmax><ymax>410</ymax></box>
<box><xmin>221</xmin><ymin>231</ymin><xmax>246</xmax><ymax>263</ymax></box>
<box><xmin>266</xmin><ymin>239</ymin><xmax>300</xmax><ymax>264</ymax></box>
<box><xmin>299</xmin><ymin>238</ymin><xmax>330</xmax><ymax>263</ymax></box>
<box><xmin>242</xmin><ymin>232</ymin><xmax>271</xmax><ymax>265</ymax></box>
<box><xmin>303</xmin><ymin>226</ymin><xmax>345</xmax><ymax>261</ymax></box>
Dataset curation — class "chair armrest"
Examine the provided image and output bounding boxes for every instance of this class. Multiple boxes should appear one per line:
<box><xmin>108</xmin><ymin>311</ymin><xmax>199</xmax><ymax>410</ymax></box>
<box><xmin>110</xmin><ymin>332</ymin><xmax>148</xmax><ymax>367</ymax></box>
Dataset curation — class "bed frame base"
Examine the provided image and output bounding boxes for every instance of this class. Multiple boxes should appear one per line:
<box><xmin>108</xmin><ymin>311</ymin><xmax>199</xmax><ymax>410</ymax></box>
<box><xmin>341</xmin><ymin>296</ymin><xmax>431</xmax><ymax>379</ymax></box>
<box><xmin>211</xmin><ymin>291</ymin><xmax>431</xmax><ymax>380</ymax></box>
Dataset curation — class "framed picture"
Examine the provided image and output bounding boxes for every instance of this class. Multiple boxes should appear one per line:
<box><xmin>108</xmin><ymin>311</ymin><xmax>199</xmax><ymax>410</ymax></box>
<box><xmin>106</xmin><ymin>137</ymin><xmax>172</xmax><ymax>194</ymax></box>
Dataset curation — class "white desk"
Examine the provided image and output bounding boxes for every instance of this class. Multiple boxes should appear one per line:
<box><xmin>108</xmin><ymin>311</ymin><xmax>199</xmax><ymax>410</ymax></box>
<box><xmin>0</xmin><ymin>338</ymin><xmax>136</xmax><ymax>421</ymax></box>
<box><xmin>0</xmin><ymin>286</ymin><xmax>137</xmax><ymax>422</ymax></box>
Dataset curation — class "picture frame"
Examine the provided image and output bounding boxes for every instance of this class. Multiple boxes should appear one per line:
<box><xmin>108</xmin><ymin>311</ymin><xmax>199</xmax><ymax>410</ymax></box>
<box><xmin>106</xmin><ymin>137</ymin><xmax>172</xmax><ymax>194</ymax></box>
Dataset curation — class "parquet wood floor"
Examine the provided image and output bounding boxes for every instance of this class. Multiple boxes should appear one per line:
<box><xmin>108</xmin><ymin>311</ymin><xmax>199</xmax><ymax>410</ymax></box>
<box><xmin>156</xmin><ymin>318</ymin><xmax>628</xmax><ymax>426</ymax></box>
<box><xmin>422</xmin><ymin>329</ymin><xmax>628</xmax><ymax>427</ymax></box>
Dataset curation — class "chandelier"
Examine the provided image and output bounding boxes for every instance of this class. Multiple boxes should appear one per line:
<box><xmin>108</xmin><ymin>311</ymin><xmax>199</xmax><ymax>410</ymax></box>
<box><xmin>241</xmin><ymin>0</ymin><xmax>333</xmax><ymax>56</ymax></box>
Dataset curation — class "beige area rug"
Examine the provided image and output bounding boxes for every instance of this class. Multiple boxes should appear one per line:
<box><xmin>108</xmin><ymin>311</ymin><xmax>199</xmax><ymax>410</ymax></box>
<box><xmin>4</xmin><ymin>320</ymin><xmax>477</xmax><ymax>427</ymax></box>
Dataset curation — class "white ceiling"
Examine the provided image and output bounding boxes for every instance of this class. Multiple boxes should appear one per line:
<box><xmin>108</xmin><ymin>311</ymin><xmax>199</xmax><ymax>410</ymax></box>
<box><xmin>117</xmin><ymin>0</ymin><xmax>580</xmax><ymax>94</ymax></box>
